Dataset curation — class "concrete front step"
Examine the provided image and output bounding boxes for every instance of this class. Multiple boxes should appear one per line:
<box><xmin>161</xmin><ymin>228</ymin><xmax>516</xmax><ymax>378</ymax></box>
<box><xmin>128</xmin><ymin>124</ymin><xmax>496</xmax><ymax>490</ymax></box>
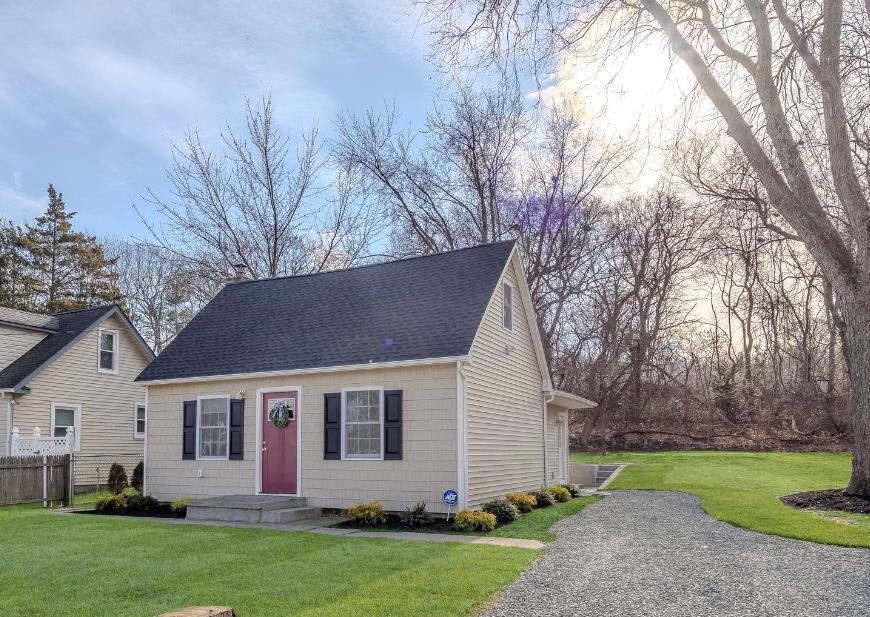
<box><xmin>260</xmin><ymin>506</ymin><xmax>322</xmax><ymax>524</ymax></box>
<box><xmin>187</xmin><ymin>494</ymin><xmax>319</xmax><ymax>523</ymax></box>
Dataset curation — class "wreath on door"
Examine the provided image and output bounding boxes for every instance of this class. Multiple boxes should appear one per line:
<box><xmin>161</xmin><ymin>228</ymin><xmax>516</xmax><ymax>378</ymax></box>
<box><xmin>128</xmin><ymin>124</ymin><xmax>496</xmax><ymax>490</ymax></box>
<box><xmin>268</xmin><ymin>399</ymin><xmax>295</xmax><ymax>428</ymax></box>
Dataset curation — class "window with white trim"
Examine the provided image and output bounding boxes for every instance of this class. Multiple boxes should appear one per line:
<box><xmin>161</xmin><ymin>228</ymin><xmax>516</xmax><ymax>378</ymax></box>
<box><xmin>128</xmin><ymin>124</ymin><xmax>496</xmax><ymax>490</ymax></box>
<box><xmin>98</xmin><ymin>329</ymin><xmax>118</xmax><ymax>373</ymax></box>
<box><xmin>51</xmin><ymin>403</ymin><xmax>81</xmax><ymax>450</ymax></box>
<box><xmin>342</xmin><ymin>389</ymin><xmax>383</xmax><ymax>459</ymax></box>
<box><xmin>134</xmin><ymin>403</ymin><xmax>146</xmax><ymax>439</ymax></box>
<box><xmin>198</xmin><ymin>397</ymin><xmax>229</xmax><ymax>458</ymax></box>
<box><xmin>502</xmin><ymin>281</ymin><xmax>513</xmax><ymax>330</ymax></box>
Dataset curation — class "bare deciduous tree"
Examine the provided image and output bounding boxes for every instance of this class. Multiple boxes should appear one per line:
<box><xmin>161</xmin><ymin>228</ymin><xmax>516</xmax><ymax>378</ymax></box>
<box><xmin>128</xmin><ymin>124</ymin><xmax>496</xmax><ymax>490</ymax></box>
<box><xmin>418</xmin><ymin>0</ymin><xmax>870</xmax><ymax>495</ymax></box>
<box><xmin>138</xmin><ymin>95</ymin><xmax>378</xmax><ymax>286</ymax></box>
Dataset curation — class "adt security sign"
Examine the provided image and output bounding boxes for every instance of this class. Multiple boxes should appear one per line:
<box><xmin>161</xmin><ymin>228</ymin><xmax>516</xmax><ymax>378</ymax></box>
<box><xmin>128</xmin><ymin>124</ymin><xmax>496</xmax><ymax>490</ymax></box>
<box><xmin>443</xmin><ymin>489</ymin><xmax>459</xmax><ymax>520</ymax></box>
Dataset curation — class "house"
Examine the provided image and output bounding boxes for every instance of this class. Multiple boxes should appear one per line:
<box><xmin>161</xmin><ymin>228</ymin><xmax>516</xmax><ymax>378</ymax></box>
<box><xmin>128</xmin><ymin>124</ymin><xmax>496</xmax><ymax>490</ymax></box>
<box><xmin>137</xmin><ymin>240</ymin><xmax>595</xmax><ymax>513</ymax></box>
<box><xmin>0</xmin><ymin>305</ymin><xmax>155</xmax><ymax>483</ymax></box>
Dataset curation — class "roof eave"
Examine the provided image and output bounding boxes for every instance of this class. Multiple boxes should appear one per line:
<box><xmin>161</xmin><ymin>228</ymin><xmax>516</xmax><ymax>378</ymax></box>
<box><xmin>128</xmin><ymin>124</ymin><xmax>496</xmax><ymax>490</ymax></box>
<box><xmin>548</xmin><ymin>390</ymin><xmax>597</xmax><ymax>409</ymax></box>
<box><xmin>137</xmin><ymin>354</ymin><xmax>471</xmax><ymax>385</ymax></box>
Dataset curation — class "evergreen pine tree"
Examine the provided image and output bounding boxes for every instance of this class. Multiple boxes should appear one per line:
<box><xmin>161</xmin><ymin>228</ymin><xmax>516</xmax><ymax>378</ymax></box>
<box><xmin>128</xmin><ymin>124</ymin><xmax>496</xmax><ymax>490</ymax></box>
<box><xmin>18</xmin><ymin>185</ymin><xmax>120</xmax><ymax>313</ymax></box>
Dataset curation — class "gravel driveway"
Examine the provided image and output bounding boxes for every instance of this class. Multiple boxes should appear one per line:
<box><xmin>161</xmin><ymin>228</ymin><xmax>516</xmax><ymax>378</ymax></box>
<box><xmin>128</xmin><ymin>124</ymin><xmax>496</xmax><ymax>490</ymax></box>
<box><xmin>484</xmin><ymin>491</ymin><xmax>870</xmax><ymax>617</ymax></box>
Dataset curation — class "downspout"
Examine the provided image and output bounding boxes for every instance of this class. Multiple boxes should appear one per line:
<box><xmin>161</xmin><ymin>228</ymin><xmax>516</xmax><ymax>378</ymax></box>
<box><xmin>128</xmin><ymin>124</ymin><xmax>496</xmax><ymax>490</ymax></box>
<box><xmin>456</xmin><ymin>361</ymin><xmax>469</xmax><ymax>510</ymax></box>
<box><xmin>543</xmin><ymin>389</ymin><xmax>555</xmax><ymax>486</ymax></box>
<box><xmin>143</xmin><ymin>385</ymin><xmax>149</xmax><ymax>495</ymax></box>
<box><xmin>2</xmin><ymin>394</ymin><xmax>14</xmax><ymax>457</ymax></box>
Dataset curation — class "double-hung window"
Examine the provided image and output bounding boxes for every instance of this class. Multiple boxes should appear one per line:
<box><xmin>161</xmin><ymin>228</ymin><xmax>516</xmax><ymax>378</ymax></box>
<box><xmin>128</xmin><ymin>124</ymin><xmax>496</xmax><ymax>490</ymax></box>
<box><xmin>342</xmin><ymin>388</ymin><xmax>383</xmax><ymax>459</ymax></box>
<box><xmin>134</xmin><ymin>403</ymin><xmax>146</xmax><ymax>439</ymax></box>
<box><xmin>51</xmin><ymin>402</ymin><xmax>81</xmax><ymax>450</ymax></box>
<box><xmin>98</xmin><ymin>329</ymin><xmax>118</xmax><ymax>374</ymax></box>
<box><xmin>198</xmin><ymin>396</ymin><xmax>229</xmax><ymax>459</ymax></box>
<box><xmin>502</xmin><ymin>281</ymin><xmax>513</xmax><ymax>330</ymax></box>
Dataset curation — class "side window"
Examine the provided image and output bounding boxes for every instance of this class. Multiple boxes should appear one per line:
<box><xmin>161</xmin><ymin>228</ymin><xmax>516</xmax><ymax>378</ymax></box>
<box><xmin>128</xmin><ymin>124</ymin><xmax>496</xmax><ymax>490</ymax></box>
<box><xmin>134</xmin><ymin>403</ymin><xmax>146</xmax><ymax>439</ymax></box>
<box><xmin>98</xmin><ymin>330</ymin><xmax>118</xmax><ymax>374</ymax></box>
<box><xmin>51</xmin><ymin>403</ymin><xmax>81</xmax><ymax>450</ymax></box>
<box><xmin>502</xmin><ymin>281</ymin><xmax>513</xmax><ymax>330</ymax></box>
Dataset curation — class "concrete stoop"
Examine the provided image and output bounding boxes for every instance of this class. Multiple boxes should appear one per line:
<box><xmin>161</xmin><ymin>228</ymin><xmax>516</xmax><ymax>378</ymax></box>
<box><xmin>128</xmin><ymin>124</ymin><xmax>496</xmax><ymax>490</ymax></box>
<box><xmin>186</xmin><ymin>494</ymin><xmax>321</xmax><ymax>524</ymax></box>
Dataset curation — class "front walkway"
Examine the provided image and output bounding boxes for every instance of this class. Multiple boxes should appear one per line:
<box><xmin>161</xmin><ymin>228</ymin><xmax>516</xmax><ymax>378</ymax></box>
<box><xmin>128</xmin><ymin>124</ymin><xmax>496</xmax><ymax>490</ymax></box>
<box><xmin>67</xmin><ymin>511</ymin><xmax>543</xmax><ymax>549</ymax></box>
<box><xmin>484</xmin><ymin>491</ymin><xmax>870</xmax><ymax>616</ymax></box>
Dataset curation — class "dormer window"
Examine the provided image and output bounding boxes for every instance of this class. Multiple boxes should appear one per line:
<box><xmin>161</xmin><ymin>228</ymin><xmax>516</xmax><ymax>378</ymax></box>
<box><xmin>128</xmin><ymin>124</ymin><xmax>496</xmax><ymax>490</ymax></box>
<box><xmin>98</xmin><ymin>329</ymin><xmax>119</xmax><ymax>374</ymax></box>
<box><xmin>502</xmin><ymin>281</ymin><xmax>513</xmax><ymax>331</ymax></box>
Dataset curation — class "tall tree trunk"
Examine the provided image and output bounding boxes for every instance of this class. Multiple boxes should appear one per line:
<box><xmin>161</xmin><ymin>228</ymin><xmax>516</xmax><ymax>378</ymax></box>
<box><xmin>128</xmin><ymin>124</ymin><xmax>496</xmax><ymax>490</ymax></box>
<box><xmin>842</xmin><ymin>291</ymin><xmax>870</xmax><ymax>496</ymax></box>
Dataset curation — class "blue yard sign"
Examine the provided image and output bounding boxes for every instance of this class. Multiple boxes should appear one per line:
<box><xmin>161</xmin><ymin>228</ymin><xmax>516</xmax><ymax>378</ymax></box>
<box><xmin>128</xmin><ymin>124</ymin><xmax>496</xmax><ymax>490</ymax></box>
<box><xmin>443</xmin><ymin>489</ymin><xmax>458</xmax><ymax>520</ymax></box>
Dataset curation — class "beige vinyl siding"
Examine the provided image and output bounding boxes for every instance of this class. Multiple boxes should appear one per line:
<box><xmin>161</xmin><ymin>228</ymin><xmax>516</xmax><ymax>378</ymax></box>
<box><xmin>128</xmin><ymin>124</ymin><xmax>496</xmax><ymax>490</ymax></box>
<box><xmin>146</xmin><ymin>363</ymin><xmax>458</xmax><ymax>513</ymax></box>
<box><xmin>11</xmin><ymin>315</ymin><xmax>149</xmax><ymax>475</ymax></box>
<box><xmin>0</xmin><ymin>324</ymin><xmax>46</xmax><ymax>371</ymax></box>
<box><xmin>465</xmin><ymin>254</ymin><xmax>547</xmax><ymax>507</ymax></box>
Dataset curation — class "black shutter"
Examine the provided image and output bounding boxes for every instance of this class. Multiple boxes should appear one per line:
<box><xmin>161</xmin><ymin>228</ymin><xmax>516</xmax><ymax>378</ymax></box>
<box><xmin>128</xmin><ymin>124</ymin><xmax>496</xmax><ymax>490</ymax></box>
<box><xmin>383</xmin><ymin>390</ymin><xmax>403</xmax><ymax>460</ymax></box>
<box><xmin>182</xmin><ymin>400</ymin><xmax>197</xmax><ymax>460</ymax></box>
<box><xmin>229</xmin><ymin>398</ymin><xmax>245</xmax><ymax>460</ymax></box>
<box><xmin>324</xmin><ymin>393</ymin><xmax>341</xmax><ymax>459</ymax></box>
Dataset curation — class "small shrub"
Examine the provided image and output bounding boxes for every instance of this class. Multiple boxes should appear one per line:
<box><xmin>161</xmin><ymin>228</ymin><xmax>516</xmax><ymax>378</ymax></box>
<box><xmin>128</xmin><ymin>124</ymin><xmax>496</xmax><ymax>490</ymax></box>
<box><xmin>399</xmin><ymin>501</ymin><xmax>433</xmax><ymax>528</ymax></box>
<box><xmin>546</xmin><ymin>486</ymin><xmax>572</xmax><ymax>503</ymax></box>
<box><xmin>130</xmin><ymin>461</ymin><xmax>144</xmax><ymax>491</ymax></box>
<box><xmin>506</xmin><ymin>492</ymin><xmax>537</xmax><ymax>513</ymax></box>
<box><xmin>126</xmin><ymin>494</ymin><xmax>160</xmax><ymax>511</ymax></box>
<box><xmin>95</xmin><ymin>493</ymin><xmax>124</xmax><ymax>511</ymax></box>
<box><xmin>453</xmin><ymin>509</ymin><xmax>497</xmax><ymax>532</ymax></box>
<box><xmin>170</xmin><ymin>497</ymin><xmax>191</xmax><ymax>514</ymax></box>
<box><xmin>121</xmin><ymin>486</ymin><xmax>141</xmax><ymax>498</ymax></box>
<box><xmin>531</xmin><ymin>490</ymin><xmax>556</xmax><ymax>507</ymax></box>
<box><xmin>561</xmin><ymin>484</ymin><xmax>582</xmax><ymax>498</ymax></box>
<box><xmin>344</xmin><ymin>501</ymin><xmax>386</xmax><ymax>526</ymax></box>
<box><xmin>482</xmin><ymin>498</ymin><xmax>520</xmax><ymax>523</ymax></box>
<box><xmin>106</xmin><ymin>463</ymin><xmax>128</xmax><ymax>494</ymax></box>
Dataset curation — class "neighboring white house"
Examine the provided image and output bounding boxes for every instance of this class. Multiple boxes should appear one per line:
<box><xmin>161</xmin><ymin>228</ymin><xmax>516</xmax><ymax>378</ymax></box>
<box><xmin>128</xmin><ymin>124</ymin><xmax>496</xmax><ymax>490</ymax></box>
<box><xmin>0</xmin><ymin>305</ymin><xmax>154</xmax><ymax>480</ymax></box>
<box><xmin>137</xmin><ymin>241</ymin><xmax>595</xmax><ymax>513</ymax></box>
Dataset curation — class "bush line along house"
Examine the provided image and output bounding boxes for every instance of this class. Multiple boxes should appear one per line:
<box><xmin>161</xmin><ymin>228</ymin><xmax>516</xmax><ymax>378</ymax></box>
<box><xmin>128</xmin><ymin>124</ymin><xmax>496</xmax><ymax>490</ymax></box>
<box><xmin>137</xmin><ymin>240</ymin><xmax>595</xmax><ymax>513</ymax></box>
<box><xmin>0</xmin><ymin>305</ymin><xmax>154</xmax><ymax>482</ymax></box>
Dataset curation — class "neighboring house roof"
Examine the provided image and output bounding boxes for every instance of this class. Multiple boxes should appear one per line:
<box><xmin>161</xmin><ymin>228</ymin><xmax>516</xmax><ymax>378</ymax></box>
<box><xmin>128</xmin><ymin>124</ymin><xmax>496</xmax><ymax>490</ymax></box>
<box><xmin>0</xmin><ymin>304</ymin><xmax>155</xmax><ymax>393</ymax></box>
<box><xmin>137</xmin><ymin>240</ymin><xmax>518</xmax><ymax>383</ymax></box>
<box><xmin>0</xmin><ymin>306</ymin><xmax>59</xmax><ymax>332</ymax></box>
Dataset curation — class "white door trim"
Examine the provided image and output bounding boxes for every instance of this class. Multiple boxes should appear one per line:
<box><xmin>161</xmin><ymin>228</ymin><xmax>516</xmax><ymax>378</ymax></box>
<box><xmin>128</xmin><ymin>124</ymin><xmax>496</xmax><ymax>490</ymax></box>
<box><xmin>255</xmin><ymin>386</ymin><xmax>302</xmax><ymax>497</ymax></box>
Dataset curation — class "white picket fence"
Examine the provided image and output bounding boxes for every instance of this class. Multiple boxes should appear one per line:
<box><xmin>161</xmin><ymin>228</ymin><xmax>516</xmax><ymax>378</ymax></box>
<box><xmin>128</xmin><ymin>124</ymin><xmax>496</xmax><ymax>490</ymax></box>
<box><xmin>10</xmin><ymin>426</ymin><xmax>73</xmax><ymax>456</ymax></box>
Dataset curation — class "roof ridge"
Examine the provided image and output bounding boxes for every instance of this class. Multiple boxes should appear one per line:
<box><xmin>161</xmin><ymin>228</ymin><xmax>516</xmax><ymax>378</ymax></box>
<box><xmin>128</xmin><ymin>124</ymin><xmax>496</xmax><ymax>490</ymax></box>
<box><xmin>228</xmin><ymin>239</ymin><xmax>517</xmax><ymax>287</ymax></box>
<box><xmin>51</xmin><ymin>304</ymin><xmax>117</xmax><ymax>316</ymax></box>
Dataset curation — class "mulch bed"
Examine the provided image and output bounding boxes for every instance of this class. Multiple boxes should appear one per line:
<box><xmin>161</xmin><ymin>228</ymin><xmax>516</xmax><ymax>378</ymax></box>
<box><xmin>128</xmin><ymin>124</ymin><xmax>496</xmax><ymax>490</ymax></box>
<box><xmin>78</xmin><ymin>505</ymin><xmax>186</xmax><ymax>518</ymax></box>
<box><xmin>780</xmin><ymin>489</ymin><xmax>870</xmax><ymax>514</ymax></box>
<box><xmin>333</xmin><ymin>512</ymin><xmax>460</xmax><ymax>532</ymax></box>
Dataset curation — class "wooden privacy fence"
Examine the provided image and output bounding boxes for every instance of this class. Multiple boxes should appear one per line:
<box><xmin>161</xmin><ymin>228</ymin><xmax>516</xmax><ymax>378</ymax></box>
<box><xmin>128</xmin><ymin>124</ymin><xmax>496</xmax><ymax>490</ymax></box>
<box><xmin>0</xmin><ymin>454</ymin><xmax>71</xmax><ymax>506</ymax></box>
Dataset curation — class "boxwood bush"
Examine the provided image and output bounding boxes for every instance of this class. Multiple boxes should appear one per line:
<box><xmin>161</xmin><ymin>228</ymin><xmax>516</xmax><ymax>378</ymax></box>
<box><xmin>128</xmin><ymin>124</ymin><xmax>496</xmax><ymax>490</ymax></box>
<box><xmin>106</xmin><ymin>463</ymin><xmax>128</xmax><ymax>494</ymax></box>
<box><xmin>95</xmin><ymin>493</ymin><xmax>124</xmax><ymax>511</ymax></box>
<box><xmin>452</xmin><ymin>509</ymin><xmax>497</xmax><ymax>532</ymax></box>
<box><xmin>531</xmin><ymin>490</ymin><xmax>556</xmax><ymax>507</ymax></box>
<box><xmin>546</xmin><ymin>486</ymin><xmax>572</xmax><ymax>503</ymax></box>
<box><xmin>561</xmin><ymin>484</ymin><xmax>582</xmax><ymax>498</ymax></box>
<box><xmin>482</xmin><ymin>498</ymin><xmax>520</xmax><ymax>523</ymax></box>
<box><xmin>506</xmin><ymin>492</ymin><xmax>537</xmax><ymax>513</ymax></box>
<box><xmin>130</xmin><ymin>461</ymin><xmax>144</xmax><ymax>491</ymax></box>
<box><xmin>344</xmin><ymin>501</ymin><xmax>386</xmax><ymax>526</ymax></box>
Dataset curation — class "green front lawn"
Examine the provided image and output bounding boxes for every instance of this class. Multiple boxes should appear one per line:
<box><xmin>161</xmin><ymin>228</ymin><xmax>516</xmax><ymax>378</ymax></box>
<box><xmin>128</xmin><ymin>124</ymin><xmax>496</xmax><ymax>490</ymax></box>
<box><xmin>571</xmin><ymin>450</ymin><xmax>870</xmax><ymax>547</ymax></box>
<box><xmin>0</xmin><ymin>506</ymin><xmax>537</xmax><ymax>617</ymax></box>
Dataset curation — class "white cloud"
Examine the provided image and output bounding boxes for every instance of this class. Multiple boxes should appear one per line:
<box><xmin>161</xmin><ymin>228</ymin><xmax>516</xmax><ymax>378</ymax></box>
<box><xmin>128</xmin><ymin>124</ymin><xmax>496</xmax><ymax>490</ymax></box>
<box><xmin>0</xmin><ymin>184</ymin><xmax>44</xmax><ymax>222</ymax></box>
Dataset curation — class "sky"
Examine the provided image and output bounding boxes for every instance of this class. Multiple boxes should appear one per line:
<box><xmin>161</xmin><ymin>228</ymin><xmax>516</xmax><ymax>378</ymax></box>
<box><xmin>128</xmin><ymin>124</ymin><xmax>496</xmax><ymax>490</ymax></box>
<box><xmin>0</xmin><ymin>1</ymin><xmax>700</xmax><ymax>241</ymax></box>
<box><xmin>0</xmin><ymin>1</ymin><xmax>437</xmax><ymax>237</ymax></box>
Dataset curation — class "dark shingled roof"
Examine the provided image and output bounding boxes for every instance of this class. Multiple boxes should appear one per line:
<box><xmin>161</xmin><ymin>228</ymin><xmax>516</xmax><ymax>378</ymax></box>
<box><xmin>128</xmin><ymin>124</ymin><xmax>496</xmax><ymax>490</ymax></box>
<box><xmin>0</xmin><ymin>306</ymin><xmax>116</xmax><ymax>390</ymax></box>
<box><xmin>137</xmin><ymin>240</ymin><xmax>517</xmax><ymax>382</ymax></box>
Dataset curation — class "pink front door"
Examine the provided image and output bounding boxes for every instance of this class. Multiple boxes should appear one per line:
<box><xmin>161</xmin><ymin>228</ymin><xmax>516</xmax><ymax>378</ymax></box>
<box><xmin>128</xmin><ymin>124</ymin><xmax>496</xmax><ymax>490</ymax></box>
<box><xmin>261</xmin><ymin>391</ymin><xmax>298</xmax><ymax>494</ymax></box>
